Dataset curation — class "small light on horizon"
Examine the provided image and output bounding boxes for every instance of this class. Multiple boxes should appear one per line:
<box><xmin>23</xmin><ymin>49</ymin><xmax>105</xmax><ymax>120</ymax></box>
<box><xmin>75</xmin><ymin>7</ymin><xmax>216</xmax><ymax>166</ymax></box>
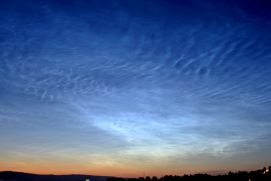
<box><xmin>263</xmin><ymin>167</ymin><xmax>269</xmax><ymax>174</ymax></box>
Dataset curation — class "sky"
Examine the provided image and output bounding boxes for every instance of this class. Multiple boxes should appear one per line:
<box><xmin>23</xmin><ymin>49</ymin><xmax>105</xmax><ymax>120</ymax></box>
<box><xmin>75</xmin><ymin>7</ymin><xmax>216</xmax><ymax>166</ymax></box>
<box><xmin>0</xmin><ymin>0</ymin><xmax>271</xmax><ymax>177</ymax></box>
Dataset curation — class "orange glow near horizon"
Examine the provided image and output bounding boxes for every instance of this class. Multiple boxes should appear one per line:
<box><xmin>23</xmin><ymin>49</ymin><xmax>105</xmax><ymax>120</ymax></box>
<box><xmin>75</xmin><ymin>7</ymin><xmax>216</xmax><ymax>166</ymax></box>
<box><xmin>0</xmin><ymin>161</ymin><xmax>265</xmax><ymax>178</ymax></box>
<box><xmin>0</xmin><ymin>162</ymin><xmax>206</xmax><ymax>177</ymax></box>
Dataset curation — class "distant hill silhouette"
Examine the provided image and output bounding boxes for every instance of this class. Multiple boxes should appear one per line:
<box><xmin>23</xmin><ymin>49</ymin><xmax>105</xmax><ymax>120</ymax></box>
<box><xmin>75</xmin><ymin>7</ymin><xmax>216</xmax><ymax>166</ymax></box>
<box><xmin>0</xmin><ymin>171</ymin><xmax>108</xmax><ymax>181</ymax></box>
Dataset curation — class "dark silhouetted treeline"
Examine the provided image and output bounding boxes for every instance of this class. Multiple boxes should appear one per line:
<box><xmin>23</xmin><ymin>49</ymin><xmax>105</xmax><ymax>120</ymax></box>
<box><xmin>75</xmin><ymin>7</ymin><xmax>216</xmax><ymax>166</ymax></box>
<box><xmin>107</xmin><ymin>166</ymin><xmax>271</xmax><ymax>181</ymax></box>
<box><xmin>0</xmin><ymin>166</ymin><xmax>270</xmax><ymax>181</ymax></box>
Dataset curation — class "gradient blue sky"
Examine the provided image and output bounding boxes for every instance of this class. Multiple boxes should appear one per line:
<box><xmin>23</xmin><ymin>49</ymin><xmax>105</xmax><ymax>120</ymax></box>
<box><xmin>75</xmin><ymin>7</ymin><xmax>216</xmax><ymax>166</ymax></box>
<box><xmin>0</xmin><ymin>0</ymin><xmax>271</xmax><ymax>177</ymax></box>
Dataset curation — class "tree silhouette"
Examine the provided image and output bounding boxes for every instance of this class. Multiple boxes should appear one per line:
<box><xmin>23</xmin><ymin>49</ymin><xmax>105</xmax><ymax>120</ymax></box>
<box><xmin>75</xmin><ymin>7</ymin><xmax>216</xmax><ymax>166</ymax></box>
<box><xmin>105</xmin><ymin>166</ymin><xmax>271</xmax><ymax>181</ymax></box>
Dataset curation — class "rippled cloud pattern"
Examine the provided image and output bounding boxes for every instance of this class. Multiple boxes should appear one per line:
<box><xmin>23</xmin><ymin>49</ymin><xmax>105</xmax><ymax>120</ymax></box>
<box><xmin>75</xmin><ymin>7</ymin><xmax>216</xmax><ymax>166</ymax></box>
<box><xmin>0</xmin><ymin>0</ymin><xmax>271</xmax><ymax>177</ymax></box>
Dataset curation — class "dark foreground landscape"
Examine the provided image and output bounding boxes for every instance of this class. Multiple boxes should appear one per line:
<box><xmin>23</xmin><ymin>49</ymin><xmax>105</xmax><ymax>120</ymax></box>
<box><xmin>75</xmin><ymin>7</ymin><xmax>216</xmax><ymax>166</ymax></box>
<box><xmin>0</xmin><ymin>166</ymin><xmax>270</xmax><ymax>181</ymax></box>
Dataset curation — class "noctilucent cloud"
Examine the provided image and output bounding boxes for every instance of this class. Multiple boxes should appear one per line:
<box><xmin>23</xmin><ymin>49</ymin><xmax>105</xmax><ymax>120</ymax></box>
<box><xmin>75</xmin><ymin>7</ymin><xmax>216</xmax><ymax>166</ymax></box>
<box><xmin>0</xmin><ymin>0</ymin><xmax>271</xmax><ymax>177</ymax></box>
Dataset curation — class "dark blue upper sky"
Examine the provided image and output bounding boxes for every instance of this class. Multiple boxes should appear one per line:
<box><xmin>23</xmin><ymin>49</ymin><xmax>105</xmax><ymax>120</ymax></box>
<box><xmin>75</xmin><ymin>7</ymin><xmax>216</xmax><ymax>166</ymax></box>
<box><xmin>0</xmin><ymin>0</ymin><xmax>271</xmax><ymax>177</ymax></box>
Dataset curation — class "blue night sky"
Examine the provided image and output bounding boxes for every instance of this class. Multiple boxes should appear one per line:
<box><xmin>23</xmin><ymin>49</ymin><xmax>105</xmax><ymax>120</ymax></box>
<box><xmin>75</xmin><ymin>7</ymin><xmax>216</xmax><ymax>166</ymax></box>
<box><xmin>0</xmin><ymin>0</ymin><xmax>271</xmax><ymax>177</ymax></box>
